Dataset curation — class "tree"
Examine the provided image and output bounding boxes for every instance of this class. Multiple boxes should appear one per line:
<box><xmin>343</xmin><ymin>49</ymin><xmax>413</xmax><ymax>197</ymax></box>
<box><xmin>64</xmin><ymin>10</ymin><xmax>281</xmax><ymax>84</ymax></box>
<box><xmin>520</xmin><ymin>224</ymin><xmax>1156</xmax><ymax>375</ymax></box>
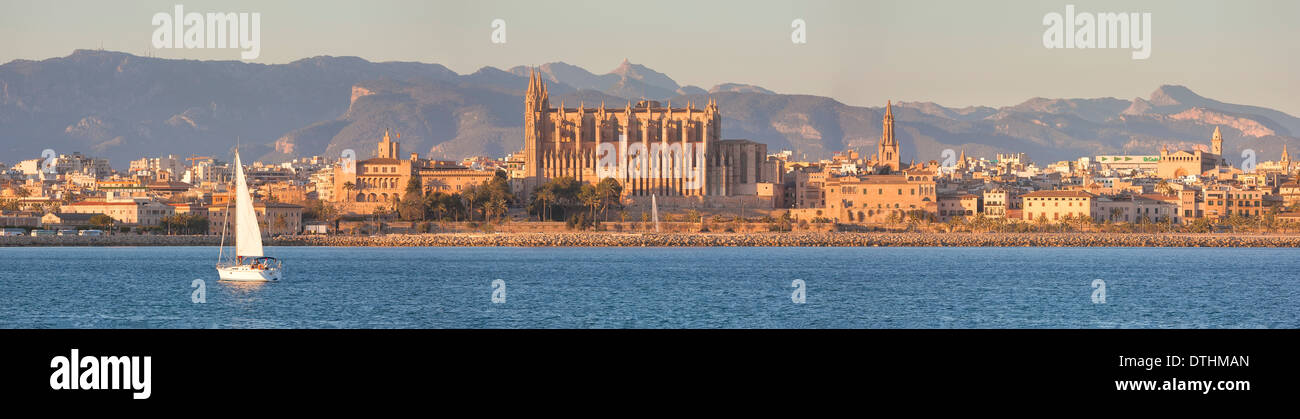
<box><xmin>486</xmin><ymin>195</ymin><xmax>508</xmax><ymax>223</ymax></box>
<box><xmin>595</xmin><ymin>178</ymin><xmax>623</xmax><ymax>220</ymax></box>
<box><xmin>398</xmin><ymin>176</ymin><xmax>426</xmax><ymax>221</ymax></box>
<box><xmin>578</xmin><ymin>184</ymin><xmax>601</xmax><ymax>220</ymax></box>
<box><xmin>1159</xmin><ymin>179</ymin><xmax>1180</xmax><ymax>196</ymax></box>
<box><xmin>462</xmin><ymin>185</ymin><xmax>481</xmax><ymax>222</ymax></box>
<box><xmin>479</xmin><ymin>172</ymin><xmax>515</xmax><ymax>222</ymax></box>
<box><xmin>89</xmin><ymin>214</ymin><xmax>114</xmax><ymax>229</ymax></box>
<box><xmin>342</xmin><ymin>181</ymin><xmax>356</xmax><ymax>201</ymax></box>
<box><xmin>945</xmin><ymin>216</ymin><xmax>962</xmax><ymax>233</ymax></box>
<box><xmin>1075</xmin><ymin>214</ymin><xmax>1093</xmax><ymax>232</ymax></box>
<box><xmin>531</xmin><ymin>187</ymin><xmax>556</xmax><ymax>221</ymax></box>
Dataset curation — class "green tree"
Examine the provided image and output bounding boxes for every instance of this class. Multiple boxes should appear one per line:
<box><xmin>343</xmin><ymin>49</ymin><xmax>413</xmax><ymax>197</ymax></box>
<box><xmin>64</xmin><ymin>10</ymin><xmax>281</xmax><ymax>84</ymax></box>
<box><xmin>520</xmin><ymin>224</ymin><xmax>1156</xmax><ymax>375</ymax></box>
<box><xmin>342</xmin><ymin>181</ymin><xmax>356</xmax><ymax>201</ymax></box>
<box><xmin>578</xmin><ymin>184</ymin><xmax>601</xmax><ymax>220</ymax></box>
<box><xmin>89</xmin><ymin>214</ymin><xmax>114</xmax><ymax>229</ymax></box>
<box><xmin>595</xmin><ymin>177</ymin><xmax>623</xmax><ymax>220</ymax></box>
<box><xmin>398</xmin><ymin>176</ymin><xmax>426</xmax><ymax>221</ymax></box>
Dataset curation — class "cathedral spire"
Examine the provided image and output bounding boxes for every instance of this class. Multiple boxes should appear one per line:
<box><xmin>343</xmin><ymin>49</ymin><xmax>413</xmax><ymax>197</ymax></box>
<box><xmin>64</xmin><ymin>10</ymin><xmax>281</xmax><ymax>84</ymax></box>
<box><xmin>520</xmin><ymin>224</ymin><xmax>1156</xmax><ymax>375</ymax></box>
<box><xmin>1211</xmin><ymin>126</ymin><xmax>1224</xmax><ymax>155</ymax></box>
<box><xmin>877</xmin><ymin>100</ymin><xmax>900</xmax><ymax>173</ymax></box>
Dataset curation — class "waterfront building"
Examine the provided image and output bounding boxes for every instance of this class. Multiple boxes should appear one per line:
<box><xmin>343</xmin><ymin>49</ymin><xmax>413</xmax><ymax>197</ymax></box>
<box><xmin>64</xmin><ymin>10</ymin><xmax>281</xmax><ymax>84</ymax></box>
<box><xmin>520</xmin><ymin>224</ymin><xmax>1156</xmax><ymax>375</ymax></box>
<box><xmin>64</xmin><ymin>197</ymin><xmax>175</xmax><ymax>226</ymax></box>
<box><xmin>331</xmin><ymin>129</ymin><xmax>496</xmax><ymax>213</ymax></box>
<box><xmin>1021</xmin><ymin>190</ymin><xmax>1094</xmax><ymax>222</ymax></box>
<box><xmin>208</xmin><ymin>201</ymin><xmax>303</xmax><ymax>236</ymax></box>
<box><xmin>1157</xmin><ymin>127</ymin><xmax>1228</xmax><ymax>179</ymax></box>
<box><xmin>516</xmin><ymin>69</ymin><xmax>772</xmax><ymax>198</ymax></box>
<box><xmin>982</xmin><ymin>189</ymin><xmax>1008</xmax><ymax>219</ymax></box>
<box><xmin>936</xmin><ymin>192</ymin><xmax>980</xmax><ymax>221</ymax></box>
<box><xmin>822</xmin><ymin>169</ymin><xmax>939</xmax><ymax>223</ymax></box>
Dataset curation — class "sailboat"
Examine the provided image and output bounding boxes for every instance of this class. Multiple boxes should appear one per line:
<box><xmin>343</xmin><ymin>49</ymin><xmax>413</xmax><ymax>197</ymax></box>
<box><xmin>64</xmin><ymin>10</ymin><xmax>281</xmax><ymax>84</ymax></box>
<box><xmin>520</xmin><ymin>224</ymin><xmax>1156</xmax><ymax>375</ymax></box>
<box><xmin>216</xmin><ymin>148</ymin><xmax>282</xmax><ymax>281</ymax></box>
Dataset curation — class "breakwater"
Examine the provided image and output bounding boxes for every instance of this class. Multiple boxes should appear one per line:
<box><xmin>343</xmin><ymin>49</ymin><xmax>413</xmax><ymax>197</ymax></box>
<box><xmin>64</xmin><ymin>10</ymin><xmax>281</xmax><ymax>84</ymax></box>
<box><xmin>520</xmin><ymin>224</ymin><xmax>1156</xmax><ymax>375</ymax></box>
<box><xmin>6</xmin><ymin>232</ymin><xmax>1300</xmax><ymax>247</ymax></box>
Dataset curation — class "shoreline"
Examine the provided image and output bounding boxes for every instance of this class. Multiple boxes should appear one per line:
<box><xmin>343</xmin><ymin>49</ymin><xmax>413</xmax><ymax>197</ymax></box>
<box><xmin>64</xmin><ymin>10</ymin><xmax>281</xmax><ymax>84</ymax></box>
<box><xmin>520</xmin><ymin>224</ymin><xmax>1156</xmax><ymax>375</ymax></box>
<box><xmin>5</xmin><ymin>232</ymin><xmax>1300</xmax><ymax>247</ymax></box>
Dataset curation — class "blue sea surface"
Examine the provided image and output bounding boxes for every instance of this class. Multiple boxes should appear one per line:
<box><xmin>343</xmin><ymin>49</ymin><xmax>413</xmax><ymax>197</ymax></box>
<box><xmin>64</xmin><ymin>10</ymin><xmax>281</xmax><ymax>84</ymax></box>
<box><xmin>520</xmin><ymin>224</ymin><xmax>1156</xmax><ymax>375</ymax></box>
<box><xmin>0</xmin><ymin>246</ymin><xmax>1295</xmax><ymax>328</ymax></box>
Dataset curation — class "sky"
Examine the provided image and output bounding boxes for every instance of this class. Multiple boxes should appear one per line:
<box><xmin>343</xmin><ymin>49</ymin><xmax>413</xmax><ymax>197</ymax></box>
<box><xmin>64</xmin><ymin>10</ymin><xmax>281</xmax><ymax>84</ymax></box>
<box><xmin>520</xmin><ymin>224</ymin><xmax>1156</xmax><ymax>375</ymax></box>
<box><xmin>1</xmin><ymin>0</ymin><xmax>1297</xmax><ymax>114</ymax></box>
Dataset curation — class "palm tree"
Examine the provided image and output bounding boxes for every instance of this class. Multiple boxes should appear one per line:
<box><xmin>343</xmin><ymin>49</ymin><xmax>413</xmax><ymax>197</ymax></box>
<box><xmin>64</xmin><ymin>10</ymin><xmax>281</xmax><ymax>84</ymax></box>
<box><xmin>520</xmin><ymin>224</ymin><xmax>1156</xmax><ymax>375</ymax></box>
<box><xmin>462</xmin><ymin>186</ymin><xmax>480</xmax><ymax>222</ymax></box>
<box><xmin>595</xmin><ymin>178</ymin><xmax>623</xmax><ymax>221</ymax></box>
<box><xmin>534</xmin><ymin>187</ymin><xmax>556</xmax><ymax>221</ymax></box>
<box><xmin>342</xmin><ymin>181</ymin><xmax>356</xmax><ymax>201</ymax></box>
<box><xmin>579</xmin><ymin>184</ymin><xmax>600</xmax><ymax>220</ymax></box>
<box><xmin>426</xmin><ymin>192</ymin><xmax>447</xmax><ymax>222</ymax></box>
<box><xmin>1155</xmin><ymin>180</ymin><xmax>1174</xmax><ymax>196</ymax></box>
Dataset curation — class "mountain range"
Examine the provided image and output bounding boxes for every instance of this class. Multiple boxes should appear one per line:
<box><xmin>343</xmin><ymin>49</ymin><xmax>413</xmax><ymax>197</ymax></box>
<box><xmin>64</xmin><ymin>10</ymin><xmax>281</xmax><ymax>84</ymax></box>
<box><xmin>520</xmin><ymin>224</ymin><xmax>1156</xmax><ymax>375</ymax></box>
<box><xmin>2</xmin><ymin>49</ymin><xmax>1296</xmax><ymax>168</ymax></box>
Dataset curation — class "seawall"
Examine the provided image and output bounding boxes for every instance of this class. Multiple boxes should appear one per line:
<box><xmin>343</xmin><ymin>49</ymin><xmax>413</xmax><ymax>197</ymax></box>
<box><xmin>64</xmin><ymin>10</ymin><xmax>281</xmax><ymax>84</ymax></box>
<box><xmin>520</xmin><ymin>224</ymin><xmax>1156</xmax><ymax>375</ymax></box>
<box><xmin>6</xmin><ymin>232</ymin><xmax>1300</xmax><ymax>247</ymax></box>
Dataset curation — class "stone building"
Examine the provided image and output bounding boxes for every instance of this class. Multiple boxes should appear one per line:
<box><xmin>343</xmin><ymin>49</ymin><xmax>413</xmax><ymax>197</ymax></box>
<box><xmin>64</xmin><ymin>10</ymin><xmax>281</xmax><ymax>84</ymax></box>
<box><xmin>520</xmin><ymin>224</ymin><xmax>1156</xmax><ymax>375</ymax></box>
<box><xmin>873</xmin><ymin>101</ymin><xmax>901</xmax><ymax>173</ymax></box>
<box><xmin>516</xmin><ymin>68</ymin><xmax>770</xmax><ymax>198</ymax></box>
<box><xmin>64</xmin><ymin>197</ymin><xmax>174</xmax><ymax>226</ymax></box>
<box><xmin>1021</xmin><ymin>190</ymin><xmax>1095</xmax><ymax>222</ymax></box>
<box><xmin>331</xmin><ymin>130</ymin><xmax>496</xmax><ymax>213</ymax></box>
<box><xmin>1157</xmin><ymin>127</ymin><xmax>1227</xmax><ymax>179</ymax></box>
<box><xmin>208</xmin><ymin>201</ymin><xmax>303</xmax><ymax>236</ymax></box>
<box><xmin>937</xmin><ymin>192</ymin><xmax>980</xmax><ymax>221</ymax></box>
<box><xmin>822</xmin><ymin>169</ymin><xmax>939</xmax><ymax>223</ymax></box>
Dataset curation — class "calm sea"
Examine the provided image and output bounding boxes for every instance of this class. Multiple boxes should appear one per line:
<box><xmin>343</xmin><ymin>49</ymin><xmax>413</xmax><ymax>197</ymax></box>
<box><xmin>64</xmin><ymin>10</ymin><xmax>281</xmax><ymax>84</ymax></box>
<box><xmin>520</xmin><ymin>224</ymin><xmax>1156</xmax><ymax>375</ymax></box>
<box><xmin>0</xmin><ymin>246</ymin><xmax>1295</xmax><ymax>328</ymax></box>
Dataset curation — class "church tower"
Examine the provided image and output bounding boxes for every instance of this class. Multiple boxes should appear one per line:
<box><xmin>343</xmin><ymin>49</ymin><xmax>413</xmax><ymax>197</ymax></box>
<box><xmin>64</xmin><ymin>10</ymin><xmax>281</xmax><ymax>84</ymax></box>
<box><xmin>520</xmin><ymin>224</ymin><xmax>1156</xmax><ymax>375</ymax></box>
<box><xmin>1211</xmin><ymin>126</ymin><xmax>1223</xmax><ymax>156</ymax></box>
<box><xmin>1282</xmin><ymin>144</ymin><xmax>1291</xmax><ymax>173</ymax></box>
<box><xmin>378</xmin><ymin>128</ymin><xmax>400</xmax><ymax>159</ymax></box>
<box><xmin>877</xmin><ymin>101</ymin><xmax>900</xmax><ymax>173</ymax></box>
<box><xmin>524</xmin><ymin>68</ymin><xmax>550</xmax><ymax>181</ymax></box>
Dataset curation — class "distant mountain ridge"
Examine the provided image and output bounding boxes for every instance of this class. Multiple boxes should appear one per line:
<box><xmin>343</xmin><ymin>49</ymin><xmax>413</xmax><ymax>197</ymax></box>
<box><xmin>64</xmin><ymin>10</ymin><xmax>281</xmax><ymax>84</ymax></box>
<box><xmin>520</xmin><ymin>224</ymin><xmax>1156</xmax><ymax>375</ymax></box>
<box><xmin>1</xmin><ymin>50</ymin><xmax>1296</xmax><ymax>169</ymax></box>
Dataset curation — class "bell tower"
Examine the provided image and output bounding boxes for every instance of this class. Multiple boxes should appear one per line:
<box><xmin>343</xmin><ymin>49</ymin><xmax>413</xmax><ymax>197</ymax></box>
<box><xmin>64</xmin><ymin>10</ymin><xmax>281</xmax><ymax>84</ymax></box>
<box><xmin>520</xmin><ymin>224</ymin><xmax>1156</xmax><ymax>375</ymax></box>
<box><xmin>877</xmin><ymin>101</ymin><xmax>900</xmax><ymax>173</ymax></box>
<box><xmin>1211</xmin><ymin>126</ymin><xmax>1223</xmax><ymax>156</ymax></box>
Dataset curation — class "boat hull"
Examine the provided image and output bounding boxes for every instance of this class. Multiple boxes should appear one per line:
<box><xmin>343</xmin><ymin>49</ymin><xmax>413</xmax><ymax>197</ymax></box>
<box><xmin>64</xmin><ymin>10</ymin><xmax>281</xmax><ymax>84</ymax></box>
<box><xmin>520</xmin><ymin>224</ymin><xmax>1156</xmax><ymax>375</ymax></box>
<box><xmin>216</xmin><ymin>265</ymin><xmax>281</xmax><ymax>282</ymax></box>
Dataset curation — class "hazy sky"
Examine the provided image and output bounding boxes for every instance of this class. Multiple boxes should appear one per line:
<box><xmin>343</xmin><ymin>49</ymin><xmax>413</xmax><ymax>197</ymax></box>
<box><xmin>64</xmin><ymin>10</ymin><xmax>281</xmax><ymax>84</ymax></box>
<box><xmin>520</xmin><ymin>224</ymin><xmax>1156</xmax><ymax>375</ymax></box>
<box><xmin>2</xmin><ymin>0</ymin><xmax>1297</xmax><ymax>114</ymax></box>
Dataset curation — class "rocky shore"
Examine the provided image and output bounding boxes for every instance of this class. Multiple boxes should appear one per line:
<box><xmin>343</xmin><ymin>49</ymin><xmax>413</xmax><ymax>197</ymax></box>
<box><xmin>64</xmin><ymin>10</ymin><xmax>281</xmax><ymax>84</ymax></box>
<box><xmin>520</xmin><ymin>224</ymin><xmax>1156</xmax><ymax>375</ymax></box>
<box><xmin>6</xmin><ymin>232</ymin><xmax>1300</xmax><ymax>247</ymax></box>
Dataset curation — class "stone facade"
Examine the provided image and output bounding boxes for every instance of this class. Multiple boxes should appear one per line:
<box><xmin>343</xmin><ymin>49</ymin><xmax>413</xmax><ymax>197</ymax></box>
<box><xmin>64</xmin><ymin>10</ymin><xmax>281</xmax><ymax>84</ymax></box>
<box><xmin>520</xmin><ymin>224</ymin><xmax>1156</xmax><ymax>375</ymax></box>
<box><xmin>331</xmin><ymin>130</ymin><xmax>496</xmax><ymax>213</ymax></box>
<box><xmin>1157</xmin><ymin>127</ymin><xmax>1227</xmax><ymax>179</ymax></box>
<box><xmin>1021</xmin><ymin>190</ymin><xmax>1095</xmax><ymax>222</ymax></box>
<box><xmin>822</xmin><ymin>170</ymin><xmax>939</xmax><ymax>223</ymax></box>
<box><xmin>517</xmin><ymin>68</ymin><xmax>769</xmax><ymax>198</ymax></box>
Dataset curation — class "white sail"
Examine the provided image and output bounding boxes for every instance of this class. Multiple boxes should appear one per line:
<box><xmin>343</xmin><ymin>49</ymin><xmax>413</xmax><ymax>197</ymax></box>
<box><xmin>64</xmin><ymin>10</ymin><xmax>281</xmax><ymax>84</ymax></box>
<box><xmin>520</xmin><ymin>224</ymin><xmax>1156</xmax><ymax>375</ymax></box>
<box><xmin>232</xmin><ymin>150</ymin><xmax>263</xmax><ymax>257</ymax></box>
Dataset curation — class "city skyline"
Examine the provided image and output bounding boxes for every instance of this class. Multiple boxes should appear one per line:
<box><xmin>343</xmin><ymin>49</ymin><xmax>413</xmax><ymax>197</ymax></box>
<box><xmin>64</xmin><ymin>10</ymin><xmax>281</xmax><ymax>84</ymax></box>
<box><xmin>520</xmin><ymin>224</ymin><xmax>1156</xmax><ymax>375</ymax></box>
<box><xmin>2</xmin><ymin>0</ymin><xmax>1298</xmax><ymax>115</ymax></box>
